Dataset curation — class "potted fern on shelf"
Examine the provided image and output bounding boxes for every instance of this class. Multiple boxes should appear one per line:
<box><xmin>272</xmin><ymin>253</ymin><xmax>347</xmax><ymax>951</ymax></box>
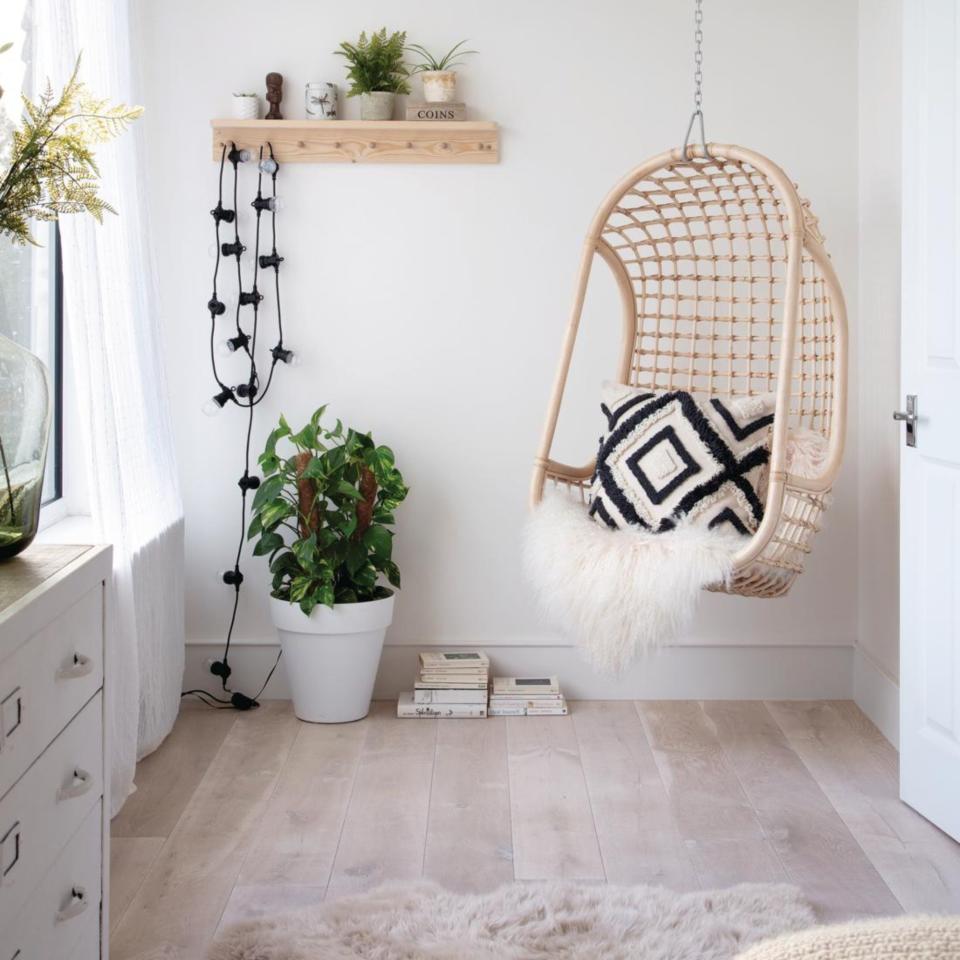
<box><xmin>335</xmin><ymin>28</ymin><xmax>410</xmax><ymax>121</ymax></box>
<box><xmin>249</xmin><ymin>406</ymin><xmax>408</xmax><ymax>722</ymax></box>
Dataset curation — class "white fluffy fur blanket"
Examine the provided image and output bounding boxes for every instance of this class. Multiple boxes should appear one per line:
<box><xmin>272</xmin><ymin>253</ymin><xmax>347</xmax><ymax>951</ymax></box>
<box><xmin>523</xmin><ymin>494</ymin><xmax>743</xmax><ymax>674</ymax></box>
<box><xmin>523</xmin><ymin>431</ymin><xmax>829</xmax><ymax>674</ymax></box>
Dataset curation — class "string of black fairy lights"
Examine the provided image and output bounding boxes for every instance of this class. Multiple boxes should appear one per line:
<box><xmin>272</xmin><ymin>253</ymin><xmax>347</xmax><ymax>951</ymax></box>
<box><xmin>182</xmin><ymin>140</ymin><xmax>294</xmax><ymax>711</ymax></box>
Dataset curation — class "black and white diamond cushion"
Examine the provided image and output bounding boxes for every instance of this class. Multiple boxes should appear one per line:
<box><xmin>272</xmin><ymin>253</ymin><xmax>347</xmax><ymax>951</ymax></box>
<box><xmin>589</xmin><ymin>381</ymin><xmax>775</xmax><ymax>535</ymax></box>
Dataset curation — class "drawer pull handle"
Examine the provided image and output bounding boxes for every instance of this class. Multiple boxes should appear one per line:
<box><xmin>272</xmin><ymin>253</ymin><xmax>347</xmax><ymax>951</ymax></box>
<box><xmin>0</xmin><ymin>821</ymin><xmax>21</xmax><ymax>879</ymax></box>
<box><xmin>57</xmin><ymin>768</ymin><xmax>94</xmax><ymax>803</ymax></box>
<box><xmin>56</xmin><ymin>653</ymin><xmax>93</xmax><ymax>681</ymax></box>
<box><xmin>56</xmin><ymin>885</ymin><xmax>88</xmax><ymax>923</ymax></box>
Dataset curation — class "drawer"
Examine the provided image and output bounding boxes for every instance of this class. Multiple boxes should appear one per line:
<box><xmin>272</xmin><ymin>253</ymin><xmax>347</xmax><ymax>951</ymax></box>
<box><xmin>0</xmin><ymin>694</ymin><xmax>102</xmax><ymax>936</ymax></box>
<box><xmin>3</xmin><ymin>800</ymin><xmax>102</xmax><ymax>960</ymax></box>
<box><xmin>0</xmin><ymin>586</ymin><xmax>103</xmax><ymax>799</ymax></box>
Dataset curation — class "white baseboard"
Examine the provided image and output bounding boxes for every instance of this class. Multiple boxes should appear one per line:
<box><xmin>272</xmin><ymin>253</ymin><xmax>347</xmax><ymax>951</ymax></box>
<box><xmin>853</xmin><ymin>645</ymin><xmax>899</xmax><ymax>748</ymax></box>
<box><xmin>183</xmin><ymin>641</ymin><xmax>854</xmax><ymax>702</ymax></box>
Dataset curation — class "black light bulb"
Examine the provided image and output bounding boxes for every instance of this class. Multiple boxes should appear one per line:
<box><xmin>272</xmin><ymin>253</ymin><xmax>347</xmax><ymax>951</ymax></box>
<box><xmin>203</xmin><ymin>387</ymin><xmax>234</xmax><ymax>416</ymax></box>
<box><xmin>207</xmin><ymin>295</ymin><xmax>226</xmax><ymax>317</ymax></box>
<box><xmin>221</xmin><ymin>240</ymin><xmax>246</xmax><ymax>258</ymax></box>
<box><xmin>236</xmin><ymin>381</ymin><xmax>258</xmax><ymax>399</ymax></box>
<box><xmin>227</xmin><ymin>145</ymin><xmax>251</xmax><ymax>166</ymax></box>
<box><xmin>226</xmin><ymin>334</ymin><xmax>250</xmax><ymax>353</ymax></box>
<box><xmin>271</xmin><ymin>345</ymin><xmax>296</xmax><ymax>365</ymax></box>
<box><xmin>210</xmin><ymin>201</ymin><xmax>235</xmax><ymax>224</ymax></box>
<box><xmin>251</xmin><ymin>195</ymin><xmax>277</xmax><ymax>214</ymax></box>
<box><xmin>238</xmin><ymin>474</ymin><xmax>261</xmax><ymax>491</ymax></box>
<box><xmin>259</xmin><ymin>251</ymin><xmax>284</xmax><ymax>270</ymax></box>
<box><xmin>238</xmin><ymin>288</ymin><xmax>263</xmax><ymax>307</ymax></box>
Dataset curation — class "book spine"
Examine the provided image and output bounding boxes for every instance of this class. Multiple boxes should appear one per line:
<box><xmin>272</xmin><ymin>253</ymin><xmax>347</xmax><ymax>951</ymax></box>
<box><xmin>488</xmin><ymin>698</ymin><xmax>564</xmax><ymax>708</ymax></box>
<box><xmin>488</xmin><ymin>706</ymin><xmax>527</xmax><ymax>716</ymax></box>
<box><xmin>414</xmin><ymin>682</ymin><xmax>488</xmax><ymax>690</ymax></box>
<box><xmin>398</xmin><ymin>703</ymin><xmax>488</xmax><ymax>718</ymax></box>
<box><xmin>415</xmin><ymin>689</ymin><xmax>488</xmax><ymax>705</ymax></box>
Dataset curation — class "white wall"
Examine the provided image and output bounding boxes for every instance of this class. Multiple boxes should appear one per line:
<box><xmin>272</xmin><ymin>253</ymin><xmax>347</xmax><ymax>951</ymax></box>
<box><xmin>137</xmin><ymin>1</ymin><xmax>861</xmax><ymax>685</ymax></box>
<box><xmin>855</xmin><ymin>0</ymin><xmax>901</xmax><ymax>743</ymax></box>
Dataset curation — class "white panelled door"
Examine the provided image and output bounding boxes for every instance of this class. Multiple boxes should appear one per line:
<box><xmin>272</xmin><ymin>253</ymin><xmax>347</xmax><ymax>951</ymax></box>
<box><xmin>899</xmin><ymin>0</ymin><xmax>960</xmax><ymax>842</ymax></box>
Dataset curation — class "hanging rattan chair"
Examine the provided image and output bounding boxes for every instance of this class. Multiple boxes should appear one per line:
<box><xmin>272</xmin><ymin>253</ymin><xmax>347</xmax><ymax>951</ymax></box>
<box><xmin>530</xmin><ymin>143</ymin><xmax>847</xmax><ymax>599</ymax></box>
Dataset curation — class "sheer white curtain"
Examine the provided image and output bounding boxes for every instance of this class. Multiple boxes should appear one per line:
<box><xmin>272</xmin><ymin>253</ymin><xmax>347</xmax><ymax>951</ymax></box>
<box><xmin>29</xmin><ymin>0</ymin><xmax>184</xmax><ymax>814</ymax></box>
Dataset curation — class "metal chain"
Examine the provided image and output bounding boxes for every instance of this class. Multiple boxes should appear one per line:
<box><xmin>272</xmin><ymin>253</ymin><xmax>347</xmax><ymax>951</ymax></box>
<box><xmin>693</xmin><ymin>0</ymin><xmax>703</xmax><ymax>112</ymax></box>
<box><xmin>682</xmin><ymin>0</ymin><xmax>708</xmax><ymax>161</ymax></box>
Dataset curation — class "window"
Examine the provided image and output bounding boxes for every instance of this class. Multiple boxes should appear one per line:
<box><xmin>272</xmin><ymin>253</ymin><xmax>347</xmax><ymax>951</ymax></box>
<box><xmin>0</xmin><ymin>15</ymin><xmax>65</xmax><ymax>509</ymax></box>
<box><xmin>0</xmin><ymin>226</ymin><xmax>64</xmax><ymax>506</ymax></box>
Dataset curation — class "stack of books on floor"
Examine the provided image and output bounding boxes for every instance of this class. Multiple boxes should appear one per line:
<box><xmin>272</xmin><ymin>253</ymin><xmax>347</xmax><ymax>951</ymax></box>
<box><xmin>488</xmin><ymin>676</ymin><xmax>568</xmax><ymax>716</ymax></box>
<box><xmin>397</xmin><ymin>650</ymin><xmax>489</xmax><ymax>718</ymax></box>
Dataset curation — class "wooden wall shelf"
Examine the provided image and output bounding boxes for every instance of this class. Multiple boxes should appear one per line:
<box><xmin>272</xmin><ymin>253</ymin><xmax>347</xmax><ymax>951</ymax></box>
<box><xmin>211</xmin><ymin>119</ymin><xmax>499</xmax><ymax>165</ymax></box>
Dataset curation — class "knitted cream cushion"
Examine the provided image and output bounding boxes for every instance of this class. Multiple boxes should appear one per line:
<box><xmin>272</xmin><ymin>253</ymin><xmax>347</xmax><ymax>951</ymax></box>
<box><xmin>736</xmin><ymin>915</ymin><xmax>960</xmax><ymax>960</ymax></box>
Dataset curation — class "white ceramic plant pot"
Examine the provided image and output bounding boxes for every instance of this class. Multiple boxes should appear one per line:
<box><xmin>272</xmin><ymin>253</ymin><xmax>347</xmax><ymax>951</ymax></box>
<box><xmin>231</xmin><ymin>94</ymin><xmax>259</xmax><ymax>120</ymax></box>
<box><xmin>360</xmin><ymin>91</ymin><xmax>395</xmax><ymax>121</ymax></box>
<box><xmin>271</xmin><ymin>593</ymin><xmax>394</xmax><ymax>723</ymax></box>
<box><xmin>420</xmin><ymin>71</ymin><xmax>457</xmax><ymax>103</ymax></box>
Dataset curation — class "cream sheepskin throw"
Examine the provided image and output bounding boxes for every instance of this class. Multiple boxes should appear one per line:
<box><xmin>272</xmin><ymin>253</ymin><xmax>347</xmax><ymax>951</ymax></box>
<box><xmin>208</xmin><ymin>880</ymin><xmax>814</xmax><ymax>960</ymax></box>
<box><xmin>523</xmin><ymin>430</ymin><xmax>829</xmax><ymax>673</ymax></box>
<box><xmin>735</xmin><ymin>914</ymin><xmax>960</xmax><ymax>960</ymax></box>
<box><xmin>523</xmin><ymin>493</ymin><xmax>742</xmax><ymax>674</ymax></box>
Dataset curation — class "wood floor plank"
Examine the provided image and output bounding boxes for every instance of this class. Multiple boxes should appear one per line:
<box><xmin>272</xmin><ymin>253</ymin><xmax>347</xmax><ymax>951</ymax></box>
<box><xmin>423</xmin><ymin>717</ymin><xmax>514</xmax><ymax>892</ymax></box>
<box><xmin>506</xmin><ymin>714</ymin><xmax>605</xmax><ymax>881</ymax></box>
<box><xmin>703</xmin><ymin>701</ymin><xmax>901</xmax><ymax>919</ymax></box>
<box><xmin>110</xmin><ymin>703</ymin><xmax>299</xmax><ymax>960</ymax></box>
<box><xmin>636</xmin><ymin>701</ymin><xmax>788</xmax><ymax>887</ymax></box>
<box><xmin>768</xmin><ymin>700</ymin><xmax>960</xmax><ymax>912</ymax></box>
<box><xmin>218</xmin><ymin>883</ymin><xmax>326</xmax><ymax>931</ymax></box>
<box><xmin>572</xmin><ymin>701</ymin><xmax>698</xmax><ymax>888</ymax></box>
<box><xmin>111</xmin><ymin>701</ymin><xmax>237</xmax><ymax>838</ymax></box>
<box><xmin>109</xmin><ymin>837</ymin><xmax>165</xmax><ymax>932</ymax></box>
<box><xmin>326</xmin><ymin>703</ymin><xmax>438</xmax><ymax>899</ymax></box>
<box><xmin>234</xmin><ymin>720</ymin><xmax>366</xmax><ymax>887</ymax></box>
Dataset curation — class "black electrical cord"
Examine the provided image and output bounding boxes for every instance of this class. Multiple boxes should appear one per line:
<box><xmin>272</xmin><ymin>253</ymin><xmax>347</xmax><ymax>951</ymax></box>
<box><xmin>187</xmin><ymin>141</ymin><xmax>287</xmax><ymax>713</ymax></box>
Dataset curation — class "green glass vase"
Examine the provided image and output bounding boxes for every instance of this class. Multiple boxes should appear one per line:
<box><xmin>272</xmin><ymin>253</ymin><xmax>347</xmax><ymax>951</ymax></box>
<box><xmin>0</xmin><ymin>331</ymin><xmax>52</xmax><ymax>560</ymax></box>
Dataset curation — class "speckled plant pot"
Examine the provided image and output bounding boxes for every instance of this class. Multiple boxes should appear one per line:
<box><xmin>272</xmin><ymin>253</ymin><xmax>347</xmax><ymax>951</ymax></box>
<box><xmin>420</xmin><ymin>71</ymin><xmax>457</xmax><ymax>103</ymax></box>
<box><xmin>360</xmin><ymin>91</ymin><xmax>395</xmax><ymax>121</ymax></box>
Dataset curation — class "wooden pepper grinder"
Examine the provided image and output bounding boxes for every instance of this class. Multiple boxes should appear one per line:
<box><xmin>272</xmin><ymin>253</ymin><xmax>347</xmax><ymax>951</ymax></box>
<box><xmin>265</xmin><ymin>72</ymin><xmax>283</xmax><ymax>120</ymax></box>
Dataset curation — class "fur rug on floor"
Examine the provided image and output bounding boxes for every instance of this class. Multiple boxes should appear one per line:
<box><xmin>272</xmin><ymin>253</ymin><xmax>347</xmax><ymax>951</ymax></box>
<box><xmin>207</xmin><ymin>880</ymin><xmax>814</xmax><ymax>960</ymax></box>
<box><xmin>523</xmin><ymin>493</ymin><xmax>743</xmax><ymax>673</ymax></box>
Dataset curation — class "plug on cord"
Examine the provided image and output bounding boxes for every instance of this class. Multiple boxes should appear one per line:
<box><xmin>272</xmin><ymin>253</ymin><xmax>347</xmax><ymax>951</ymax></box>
<box><xmin>209</xmin><ymin>658</ymin><xmax>232</xmax><ymax>682</ymax></box>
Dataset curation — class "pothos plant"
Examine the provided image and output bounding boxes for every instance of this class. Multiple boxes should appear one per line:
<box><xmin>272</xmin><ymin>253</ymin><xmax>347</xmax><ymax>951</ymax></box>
<box><xmin>248</xmin><ymin>406</ymin><xmax>408</xmax><ymax>615</ymax></box>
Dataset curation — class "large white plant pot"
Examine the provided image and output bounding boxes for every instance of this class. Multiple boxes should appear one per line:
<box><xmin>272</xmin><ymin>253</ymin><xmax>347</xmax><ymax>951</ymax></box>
<box><xmin>270</xmin><ymin>594</ymin><xmax>394</xmax><ymax>723</ymax></box>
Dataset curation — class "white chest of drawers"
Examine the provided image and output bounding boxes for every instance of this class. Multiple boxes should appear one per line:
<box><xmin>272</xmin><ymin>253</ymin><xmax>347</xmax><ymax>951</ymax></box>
<box><xmin>0</xmin><ymin>544</ymin><xmax>112</xmax><ymax>960</ymax></box>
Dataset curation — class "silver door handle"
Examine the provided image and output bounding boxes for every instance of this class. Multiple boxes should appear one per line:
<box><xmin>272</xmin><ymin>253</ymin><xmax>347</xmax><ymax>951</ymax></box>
<box><xmin>893</xmin><ymin>394</ymin><xmax>918</xmax><ymax>447</ymax></box>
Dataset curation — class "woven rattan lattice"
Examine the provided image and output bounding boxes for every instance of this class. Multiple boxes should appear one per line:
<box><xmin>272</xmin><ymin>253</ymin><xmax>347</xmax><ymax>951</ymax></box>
<box><xmin>531</xmin><ymin>143</ymin><xmax>847</xmax><ymax>598</ymax></box>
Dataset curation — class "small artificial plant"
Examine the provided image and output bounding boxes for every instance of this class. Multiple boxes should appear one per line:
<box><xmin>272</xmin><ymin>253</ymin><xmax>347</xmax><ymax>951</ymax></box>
<box><xmin>0</xmin><ymin>56</ymin><xmax>143</xmax><ymax>245</ymax></box>
<box><xmin>249</xmin><ymin>406</ymin><xmax>409</xmax><ymax>615</ymax></box>
<box><xmin>334</xmin><ymin>29</ymin><xmax>411</xmax><ymax>96</ymax></box>
<box><xmin>406</xmin><ymin>39</ymin><xmax>477</xmax><ymax>73</ymax></box>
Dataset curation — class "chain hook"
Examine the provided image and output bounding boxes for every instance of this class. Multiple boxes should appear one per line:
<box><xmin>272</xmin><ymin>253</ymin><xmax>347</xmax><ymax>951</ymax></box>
<box><xmin>682</xmin><ymin>0</ymin><xmax>709</xmax><ymax>162</ymax></box>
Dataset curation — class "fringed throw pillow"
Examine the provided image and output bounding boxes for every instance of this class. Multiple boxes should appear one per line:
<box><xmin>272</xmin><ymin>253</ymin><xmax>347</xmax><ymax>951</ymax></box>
<box><xmin>589</xmin><ymin>381</ymin><xmax>775</xmax><ymax>535</ymax></box>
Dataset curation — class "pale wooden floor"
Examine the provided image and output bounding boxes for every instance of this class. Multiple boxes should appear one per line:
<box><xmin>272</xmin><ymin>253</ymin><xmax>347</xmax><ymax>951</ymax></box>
<box><xmin>109</xmin><ymin>700</ymin><xmax>960</xmax><ymax>959</ymax></box>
